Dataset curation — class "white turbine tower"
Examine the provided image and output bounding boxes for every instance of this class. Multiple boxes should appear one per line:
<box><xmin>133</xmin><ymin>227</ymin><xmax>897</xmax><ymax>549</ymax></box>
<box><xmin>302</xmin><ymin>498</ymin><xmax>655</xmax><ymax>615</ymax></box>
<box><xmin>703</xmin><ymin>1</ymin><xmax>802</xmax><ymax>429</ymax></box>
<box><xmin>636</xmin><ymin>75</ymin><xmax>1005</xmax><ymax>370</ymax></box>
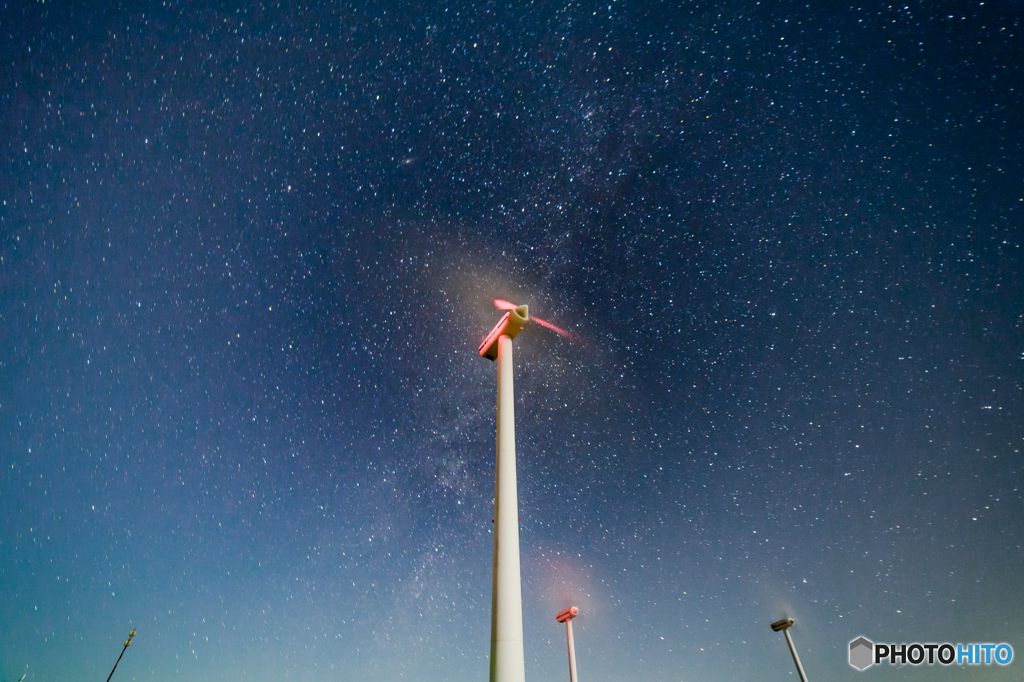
<box><xmin>479</xmin><ymin>304</ymin><xmax>530</xmax><ymax>682</ymax></box>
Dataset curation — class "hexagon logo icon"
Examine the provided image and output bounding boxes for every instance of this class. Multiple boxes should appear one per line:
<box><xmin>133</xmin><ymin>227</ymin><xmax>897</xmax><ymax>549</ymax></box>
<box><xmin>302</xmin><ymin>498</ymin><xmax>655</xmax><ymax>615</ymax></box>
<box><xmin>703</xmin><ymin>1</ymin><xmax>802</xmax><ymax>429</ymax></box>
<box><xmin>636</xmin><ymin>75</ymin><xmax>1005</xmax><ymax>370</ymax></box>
<box><xmin>850</xmin><ymin>636</ymin><xmax>874</xmax><ymax>670</ymax></box>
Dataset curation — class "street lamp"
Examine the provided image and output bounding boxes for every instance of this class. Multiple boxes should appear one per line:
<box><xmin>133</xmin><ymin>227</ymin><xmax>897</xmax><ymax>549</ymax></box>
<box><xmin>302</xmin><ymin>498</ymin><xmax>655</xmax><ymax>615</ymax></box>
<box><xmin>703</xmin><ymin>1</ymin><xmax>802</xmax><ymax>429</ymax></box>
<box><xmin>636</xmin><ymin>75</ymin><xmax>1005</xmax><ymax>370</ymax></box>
<box><xmin>556</xmin><ymin>606</ymin><xmax>580</xmax><ymax>682</ymax></box>
<box><xmin>770</xmin><ymin>618</ymin><xmax>809</xmax><ymax>682</ymax></box>
<box><xmin>480</xmin><ymin>304</ymin><xmax>530</xmax><ymax>682</ymax></box>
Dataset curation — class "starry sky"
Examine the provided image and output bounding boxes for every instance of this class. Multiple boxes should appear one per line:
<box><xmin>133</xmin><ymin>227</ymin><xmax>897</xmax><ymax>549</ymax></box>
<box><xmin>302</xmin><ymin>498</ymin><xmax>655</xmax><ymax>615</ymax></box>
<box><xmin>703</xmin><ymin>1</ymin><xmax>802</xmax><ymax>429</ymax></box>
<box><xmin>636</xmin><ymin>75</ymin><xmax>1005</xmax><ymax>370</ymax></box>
<box><xmin>2</xmin><ymin>0</ymin><xmax>1022</xmax><ymax>680</ymax></box>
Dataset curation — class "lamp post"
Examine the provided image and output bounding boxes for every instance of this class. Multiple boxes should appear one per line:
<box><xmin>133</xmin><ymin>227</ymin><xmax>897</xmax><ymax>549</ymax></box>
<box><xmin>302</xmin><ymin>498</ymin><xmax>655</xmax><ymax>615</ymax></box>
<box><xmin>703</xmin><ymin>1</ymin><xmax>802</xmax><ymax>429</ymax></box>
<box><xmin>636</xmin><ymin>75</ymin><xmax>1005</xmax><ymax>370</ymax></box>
<box><xmin>556</xmin><ymin>606</ymin><xmax>580</xmax><ymax>682</ymax></box>
<box><xmin>770</xmin><ymin>618</ymin><xmax>809</xmax><ymax>682</ymax></box>
<box><xmin>480</xmin><ymin>305</ymin><xmax>530</xmax><ymax>682</ymax></box>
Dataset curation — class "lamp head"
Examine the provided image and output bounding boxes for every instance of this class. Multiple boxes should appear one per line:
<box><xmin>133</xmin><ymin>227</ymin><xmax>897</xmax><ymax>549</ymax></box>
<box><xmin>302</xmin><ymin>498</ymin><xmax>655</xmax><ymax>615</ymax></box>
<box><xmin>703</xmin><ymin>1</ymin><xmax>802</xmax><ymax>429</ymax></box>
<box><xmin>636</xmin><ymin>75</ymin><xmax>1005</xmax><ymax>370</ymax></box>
<box><xmin>771</xmin><ymin>618</ymin><xmax>794</xmax><ymax>632</ymax></box>
<box><xmin>555</xmin><ymin>606</ymin><xmax>579</xmax><ymax>623</ymax></box>
<box><xmin>479</xmin><ymin>304</ymin><xmax>529</xmax><ymax>360</ymax></box>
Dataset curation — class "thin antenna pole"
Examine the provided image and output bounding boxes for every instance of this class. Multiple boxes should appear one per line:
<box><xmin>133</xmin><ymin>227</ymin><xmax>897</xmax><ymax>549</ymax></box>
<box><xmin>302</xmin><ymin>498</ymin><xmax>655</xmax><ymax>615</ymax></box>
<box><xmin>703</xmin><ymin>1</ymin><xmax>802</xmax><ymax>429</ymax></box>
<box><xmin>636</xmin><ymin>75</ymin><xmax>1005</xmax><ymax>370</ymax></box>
<box><xmin>106</xmin><ymin>628</ymin><xmax>136</xmax><ymax>682</ymax></box>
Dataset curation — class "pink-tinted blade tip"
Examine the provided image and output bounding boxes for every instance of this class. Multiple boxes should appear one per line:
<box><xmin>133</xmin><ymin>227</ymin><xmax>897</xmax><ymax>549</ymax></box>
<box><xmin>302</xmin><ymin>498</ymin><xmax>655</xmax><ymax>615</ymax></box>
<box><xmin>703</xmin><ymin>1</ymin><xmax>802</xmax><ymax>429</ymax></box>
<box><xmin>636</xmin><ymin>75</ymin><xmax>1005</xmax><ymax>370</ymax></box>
<box><xmin>533</xmin><ymin>316</ymin><xmax>574</xmax><ymax>340</ymax></box>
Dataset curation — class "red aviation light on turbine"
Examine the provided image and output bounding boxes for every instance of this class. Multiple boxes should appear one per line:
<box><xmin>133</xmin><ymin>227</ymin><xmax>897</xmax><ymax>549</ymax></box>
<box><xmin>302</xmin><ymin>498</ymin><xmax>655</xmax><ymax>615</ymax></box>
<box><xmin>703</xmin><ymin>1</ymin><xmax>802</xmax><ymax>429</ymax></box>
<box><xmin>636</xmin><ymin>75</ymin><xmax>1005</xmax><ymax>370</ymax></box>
<box><xmin>479</xmin><ymin>304</ymin><xmax>530</xmax><ymax>360</ymax></box>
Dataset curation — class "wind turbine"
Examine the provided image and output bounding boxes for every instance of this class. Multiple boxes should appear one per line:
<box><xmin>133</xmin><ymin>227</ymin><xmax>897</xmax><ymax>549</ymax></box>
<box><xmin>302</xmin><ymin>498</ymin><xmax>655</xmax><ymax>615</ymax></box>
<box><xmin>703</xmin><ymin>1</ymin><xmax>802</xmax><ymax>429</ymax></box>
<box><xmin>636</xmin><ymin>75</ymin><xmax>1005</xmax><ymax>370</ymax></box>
<box><xmin>479</xmin><ymin>299</ymin><xmax>578</xmax><ymax>682</ymax></box>
<box><xmin>556</xmin><ymin>606</ymin><xmax>581</xmax><ymax>682</ymax></box>
<box><xmin>479</xmin><ymin>303</ymin><xmax>530</xmax><ymax>682</ymax></box>
<box><xmin>771</xmin><ymin>618</ymin><xmax>809</xmax><ymax>682</ymax></box>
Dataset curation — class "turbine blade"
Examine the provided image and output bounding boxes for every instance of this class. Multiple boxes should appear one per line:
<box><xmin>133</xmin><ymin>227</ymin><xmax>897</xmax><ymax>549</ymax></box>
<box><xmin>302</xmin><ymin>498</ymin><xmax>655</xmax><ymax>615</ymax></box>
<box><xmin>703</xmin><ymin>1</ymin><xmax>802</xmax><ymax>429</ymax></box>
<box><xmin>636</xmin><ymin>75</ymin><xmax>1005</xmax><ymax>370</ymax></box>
<box><xmin>533</xmin><ymin>315</ymin><xmax>573</xmax><ymax>340</ymax></box>
<box><xmin>494</xmin><ymin>299</ymin><xmax>588</xmax><ymax>347</ymax></box>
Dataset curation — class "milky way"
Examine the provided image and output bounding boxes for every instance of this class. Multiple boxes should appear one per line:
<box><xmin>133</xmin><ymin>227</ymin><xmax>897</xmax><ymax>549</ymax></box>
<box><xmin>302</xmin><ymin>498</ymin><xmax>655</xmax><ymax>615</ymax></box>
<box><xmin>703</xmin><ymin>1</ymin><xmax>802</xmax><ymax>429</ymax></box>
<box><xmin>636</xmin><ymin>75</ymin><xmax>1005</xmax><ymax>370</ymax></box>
<box><xmin>2</xmin><ymin>1</ymin><xmax>1022</xmax><ymax>680</ymax></box>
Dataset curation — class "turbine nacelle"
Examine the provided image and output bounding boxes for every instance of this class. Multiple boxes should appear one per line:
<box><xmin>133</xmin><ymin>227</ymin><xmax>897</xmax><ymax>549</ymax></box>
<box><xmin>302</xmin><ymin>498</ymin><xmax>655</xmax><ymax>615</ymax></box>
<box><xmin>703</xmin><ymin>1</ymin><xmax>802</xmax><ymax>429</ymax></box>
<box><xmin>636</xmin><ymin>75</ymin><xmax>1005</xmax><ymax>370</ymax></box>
<box><xmin>555</xmin><ymin>606</ymin><xmax>579</xmax><ymax>623</ymax></box>
<box><xmin>771</xmin><ymin>618</ymin><xmax>795</xmax><ymax>632</ymax></box>
<box><xmin>479</xmin><ymin>304</ymin><xmax>530</xmax><ymax>360</ymax></box>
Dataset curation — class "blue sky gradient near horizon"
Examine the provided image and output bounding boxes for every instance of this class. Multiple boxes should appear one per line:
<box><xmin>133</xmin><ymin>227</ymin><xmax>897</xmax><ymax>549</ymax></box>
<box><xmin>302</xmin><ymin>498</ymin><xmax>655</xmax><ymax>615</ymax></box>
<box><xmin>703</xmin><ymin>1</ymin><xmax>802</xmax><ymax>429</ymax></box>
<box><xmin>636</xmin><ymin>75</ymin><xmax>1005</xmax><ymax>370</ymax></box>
<box><xmin>2</xmin><ymin>0</ymin><xmax>1022</xmax><ymax>680</ymax></box>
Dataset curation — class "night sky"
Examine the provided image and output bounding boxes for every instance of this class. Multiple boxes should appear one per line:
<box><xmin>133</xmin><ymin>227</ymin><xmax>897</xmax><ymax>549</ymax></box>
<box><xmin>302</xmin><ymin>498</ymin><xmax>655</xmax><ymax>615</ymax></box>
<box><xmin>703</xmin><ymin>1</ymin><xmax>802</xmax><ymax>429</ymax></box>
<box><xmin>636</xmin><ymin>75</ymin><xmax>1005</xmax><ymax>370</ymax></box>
<box><xmin>2</xmin><ymin>1</ymin><xmax>1022</xmax><ymax>680</ymax></box>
